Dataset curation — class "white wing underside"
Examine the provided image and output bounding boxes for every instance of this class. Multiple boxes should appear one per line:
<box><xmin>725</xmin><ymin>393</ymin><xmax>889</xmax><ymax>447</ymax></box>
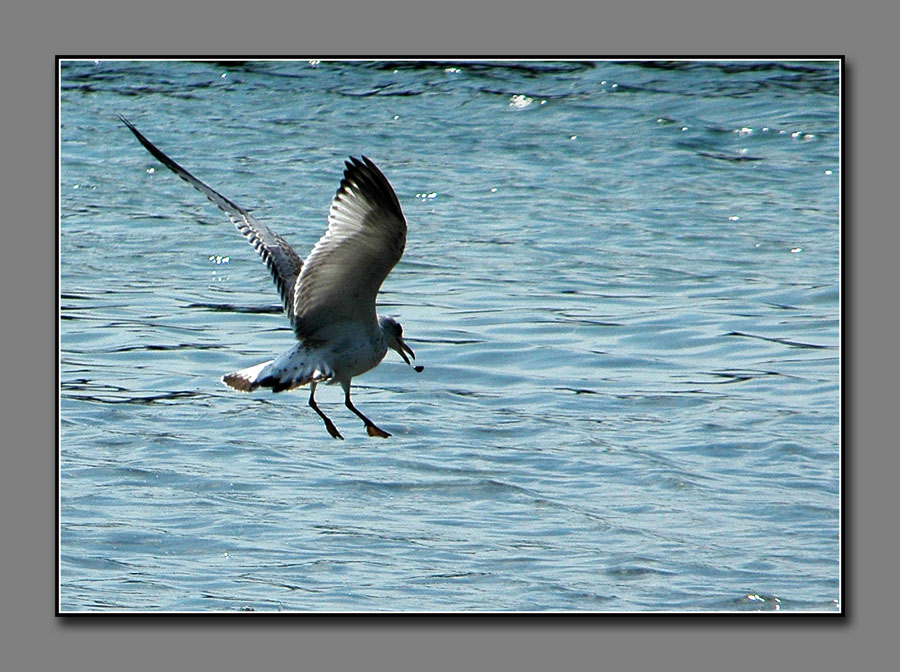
<box><xmin>119</xmin><ymin>116</ymin><xmax>407</xmax><ymax>342</ymax></box>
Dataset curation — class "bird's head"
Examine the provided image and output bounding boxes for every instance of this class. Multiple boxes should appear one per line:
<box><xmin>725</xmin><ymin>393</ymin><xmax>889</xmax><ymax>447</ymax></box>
<box><xmin>379</xmin><ymin>315</ymin><xmax>417</xmax><ymax>367</ymax></box>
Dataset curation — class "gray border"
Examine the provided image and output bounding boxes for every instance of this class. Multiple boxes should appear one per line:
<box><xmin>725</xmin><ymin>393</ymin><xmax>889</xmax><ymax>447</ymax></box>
<box><xmin>4</xmin><ymin>0</ymin><xmax>895</xmax><ymax>669</ymax></box>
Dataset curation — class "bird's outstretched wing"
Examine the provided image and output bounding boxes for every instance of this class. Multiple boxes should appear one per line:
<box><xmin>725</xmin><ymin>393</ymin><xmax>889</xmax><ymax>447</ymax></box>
<box><xmin>119</xmin><ymin>115</ymin><xmax>303</xmax><ymax>324</ymax></box>
<box><xmin>292</xmin><ymin>156</ymin><xmax>407</xmax><ymax>340</ymax></box>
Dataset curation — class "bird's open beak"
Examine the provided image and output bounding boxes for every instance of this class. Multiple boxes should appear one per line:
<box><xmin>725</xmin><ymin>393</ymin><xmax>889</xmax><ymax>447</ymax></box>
<box><xmin>395</xmin><ymin>338</ymin><xmax>415</xmax><ymax>365</ymax></box>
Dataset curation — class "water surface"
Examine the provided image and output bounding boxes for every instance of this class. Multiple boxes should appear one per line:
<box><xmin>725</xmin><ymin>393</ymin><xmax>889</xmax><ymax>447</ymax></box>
<box><xmin>59</xmin><ymin>59</ymin><xmax>840</xmax><ymax>612</ymax></box>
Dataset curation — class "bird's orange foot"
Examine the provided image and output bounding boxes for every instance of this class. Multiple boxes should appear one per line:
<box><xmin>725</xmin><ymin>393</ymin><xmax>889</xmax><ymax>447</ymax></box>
<box><xmin>366</xmin><ymin>424</ymin><xmax>392</xmax><ymax>438</ymax></box>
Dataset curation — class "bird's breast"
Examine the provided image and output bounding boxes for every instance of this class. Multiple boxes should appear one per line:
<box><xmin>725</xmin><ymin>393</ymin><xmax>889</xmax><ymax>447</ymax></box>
<box><xmin>310</xmin><ymin>322</ymin><xmax>388</xmax><ymax>382</ymax></box>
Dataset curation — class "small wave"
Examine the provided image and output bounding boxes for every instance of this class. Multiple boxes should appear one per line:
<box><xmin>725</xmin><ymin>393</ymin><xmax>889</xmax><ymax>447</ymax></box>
<box><xmin>61</xmin><ymin>389</ymin><xmax>203</xmax><ymax>405</ymax></box>
<box><xmin>186</xmin><ymin>301</ymin><xmax>283</xmax><ymax>314</ymax></box>
<box><xmin>696</xmin><ymin>150</ymin><xmax>764</xmax><ymax>162</ymax></box>
<box><xmin>725</xmin><ymin>331</ymin><xmax>836</xmax><ymax>350</ymax></box>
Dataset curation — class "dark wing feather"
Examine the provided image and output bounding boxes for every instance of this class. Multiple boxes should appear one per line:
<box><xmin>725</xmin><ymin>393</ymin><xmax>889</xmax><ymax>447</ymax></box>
<box><xmin>292</xmin><ymin>156</ymin><xmax>407</xmax><ymax>340</ymax></box>
<box><xmin>119</xmin><ymin>115</ymin><xmax>303</xmax><ymax>324</ymax></box>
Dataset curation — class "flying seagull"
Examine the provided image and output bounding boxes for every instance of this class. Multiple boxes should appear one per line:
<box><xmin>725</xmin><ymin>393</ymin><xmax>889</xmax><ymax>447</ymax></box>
<box><xmin>119</xmin><ymin>115</ymin><xmax>421</xmax><ymax>439</ymax></box>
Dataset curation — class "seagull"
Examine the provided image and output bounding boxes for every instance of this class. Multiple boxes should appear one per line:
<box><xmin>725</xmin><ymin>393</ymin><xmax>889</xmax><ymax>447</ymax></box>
<box><xmin>119</xmin><ymin>115</ymin><xmax>421</xmax><ymax>439</ymax></box>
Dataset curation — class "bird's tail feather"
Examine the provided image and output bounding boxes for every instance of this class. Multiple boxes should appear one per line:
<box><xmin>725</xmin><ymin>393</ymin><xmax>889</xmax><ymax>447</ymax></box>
<box><xmin>221</xmin><ymin>350</ymin><xmax>334</xmax><ymax>394</ymax></box>
<box><xmin>221</xmin><ymin>360</ymin><xmax>274</xmax><ymax>392</ymax></box>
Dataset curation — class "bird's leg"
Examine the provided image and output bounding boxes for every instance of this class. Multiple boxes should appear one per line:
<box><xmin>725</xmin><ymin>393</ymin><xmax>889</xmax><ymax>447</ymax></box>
<box><xmin>308</xmin><ymin>382</ymin><xmax>343</xmax><ymax>440</ymax></box>
<box><xmin>342</xmin><ymin>381</ymin><xmax>391</xmax><ymax>438</ymax></box>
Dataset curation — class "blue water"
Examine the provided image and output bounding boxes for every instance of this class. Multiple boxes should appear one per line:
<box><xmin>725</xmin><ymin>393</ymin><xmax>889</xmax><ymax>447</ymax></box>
<box><xmin>59</xmin><ymin>60</ymin><xmax>841</xmax><ymax>612</ymax></box>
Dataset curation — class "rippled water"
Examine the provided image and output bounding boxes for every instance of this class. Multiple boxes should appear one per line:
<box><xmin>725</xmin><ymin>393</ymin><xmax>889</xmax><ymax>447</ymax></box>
<box><xmin>59</xmin><ymin>59</ymin><xmax>841</xmax><ymax>612</ymax></box>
